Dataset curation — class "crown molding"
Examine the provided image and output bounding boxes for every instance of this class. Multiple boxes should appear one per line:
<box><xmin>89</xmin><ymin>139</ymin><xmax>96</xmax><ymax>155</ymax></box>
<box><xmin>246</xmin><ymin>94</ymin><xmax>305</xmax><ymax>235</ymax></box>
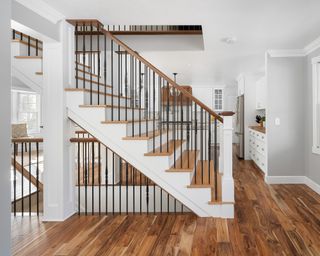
<box><xmin>267</xmin><ymin>49</ymin><xmax>306</xmax><ymax>58</ymax></box>
<box><xmin>15</xmin><ymin>0</ymin><xmax>65</xmax><ymax>24</ymax></box>
<box><xmin>304</xmin><ymin>35</ymin><xmax>320</xmax><ymax>55</ymax></box>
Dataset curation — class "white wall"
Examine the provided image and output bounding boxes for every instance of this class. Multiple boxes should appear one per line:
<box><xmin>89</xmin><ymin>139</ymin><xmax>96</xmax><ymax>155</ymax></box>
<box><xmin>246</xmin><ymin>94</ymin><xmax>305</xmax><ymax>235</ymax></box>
<box><xmin>266</xmin><ymin>55</ymin><xmax>306</xmax><ymax>177</ymax></box>
<box><xmin>0</xmin><ymin>0</ymin><xmax>11</xmax><ymax>254</ymax></box>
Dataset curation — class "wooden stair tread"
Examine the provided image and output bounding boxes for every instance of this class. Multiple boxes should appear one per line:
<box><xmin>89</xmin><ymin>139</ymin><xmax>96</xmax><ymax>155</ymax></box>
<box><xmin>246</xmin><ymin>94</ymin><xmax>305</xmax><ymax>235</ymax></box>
<box><xmin>76</xmin><ymin>76</ymin><xmax>111</xmax><ymax>88</ymax></box>
<box><xmin>144</xmin><ymin>140</ymin><xmax>184</xmax><ymax>156</ymax></box>
<box><xmin>79</xmin><ymin>104</ymin><xmax>145</xmax><ymax>110</ymax></box>
<box><xmin>65</xmin><ymin>88</ymin><xmax>130</xmax><ymax>99</ymax></box>
<box><xmin>35</xmin><ymin>71</ymin><xmax>43</xmax><ymax>75</ymax></box>
<box><xmin>122</xmin><ymin>129</ymin><xmax>170</xmax><ymax>140</ymax></box>
<box><xmin>14</xmin><ymin>56</ymin><xmax>42</xmax><ymax>59</ymax></box>
<box><xmin>166</xmin><ymin>150</ymin><xmax>199</xmax><ymax>172</ymax></box>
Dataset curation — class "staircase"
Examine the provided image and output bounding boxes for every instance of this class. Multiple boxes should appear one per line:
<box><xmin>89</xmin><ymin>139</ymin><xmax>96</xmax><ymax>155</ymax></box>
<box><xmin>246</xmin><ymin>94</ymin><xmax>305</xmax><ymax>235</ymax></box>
<box><xmin>65</xmin><ymin>20</ymin><xmax>234</xmax><ymax>218</ymax></box>
<box><xmin>11</xmin><ymin>30</ymin><xmax>43</xmax><ymax>93</ymax></box>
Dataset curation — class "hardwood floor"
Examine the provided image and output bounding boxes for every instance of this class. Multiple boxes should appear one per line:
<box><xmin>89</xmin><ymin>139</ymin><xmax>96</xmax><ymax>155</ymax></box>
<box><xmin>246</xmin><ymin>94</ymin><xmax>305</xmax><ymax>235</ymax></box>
<box><xmin>11</xmin><ymin>155</ymin><xmax>320</xmax><ymax>255</ymax></box>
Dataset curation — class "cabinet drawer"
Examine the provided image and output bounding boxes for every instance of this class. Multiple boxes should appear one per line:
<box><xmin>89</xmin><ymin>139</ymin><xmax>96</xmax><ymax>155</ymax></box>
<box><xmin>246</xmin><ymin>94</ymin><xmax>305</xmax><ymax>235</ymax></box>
<box><xmin>256</xmin><ymin>140</ymin><xmax>266</xmax><ymax>156</ymax></box>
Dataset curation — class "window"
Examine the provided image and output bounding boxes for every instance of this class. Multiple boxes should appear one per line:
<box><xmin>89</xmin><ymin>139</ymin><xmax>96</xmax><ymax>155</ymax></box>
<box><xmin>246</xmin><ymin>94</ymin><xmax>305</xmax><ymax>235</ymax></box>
<box><xmin>11</xmin><ymin>91</ymin><xmax>41</xmax><ymax>134</ymax></box>
<box><xmin>312</xmin><ymin>56</ymin><xmax>320</xmax><ymax>154</ymax></box>
<box><xmin>213</xmin><ymin>88</ymin><xmax>224</xmax><ymax>111</ymax></box>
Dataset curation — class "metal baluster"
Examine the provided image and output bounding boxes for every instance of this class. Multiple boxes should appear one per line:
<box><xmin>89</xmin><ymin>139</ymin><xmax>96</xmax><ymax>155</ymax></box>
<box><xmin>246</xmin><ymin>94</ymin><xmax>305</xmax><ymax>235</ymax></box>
<box><xmin>111</xmin><ymin>40</ymin><xmax>114</xmax><ymax>120</ymax></box>
<box><xmin>13</xmin><ymin>143</ymin><xmax>17</xmax><ymax>216</ymax></box>
<box><xmin>36</xmin><ymin>39</ymin><xmax>39</xmax><ymax>57</ymax></box>
<box><xmin>194</xmin><ymin>104</ymin><xmax>197</xmax><ymax>184</ymax></box>
<box><xmin>153</xmin><ymin>71</ymin><xmax>156</xmax><ymax>152</ymax></box>
<box><xmin>105</xmin><ymin>147</ymin><xmax>108</xmax><ymax>214</ymax></box>
<box><xmin>84</xmin><ymin>141</ymin><xmax>87</xmax><ymax>215</ymax></box>
<box><xmin>36</xmin><ymin>142</ymin><xmax>39</xmax><ymax>216</ymax></box>
<box><xmin>208</xmin><ymin>114</ymin><xmax>211</xmax><ymax>185</ymax></box>
<box><xmin>82</xmin><ymin>22</ymin><xmax>86</xmax><ymax>89</ymax></box>
<box><xmin>97</xmin><ymin>26</ymin><xmax>100</xmax><ymax>105</ymax></box>
<box><xmin>214</xmin><ymin>119</ymin><xmax>218</xmax><ymax>200</ymax></box>
<box><xmin>140</xmin><ymin>171</ymin><xmax>142</xmax><ymax>214</ymax></box>
<box><xmin>104</xmin><ymin>34</ymin><xmax>107</xmax><ymax>105</ymax></box>
<box><xmin>27</xmin><ymin>36</ymin><xmax>30</xmax><ymax>56</ymax></box>
<box><xmin>125</xmin><ymin>51</ymin><xmax>128</xmax><ymax>121</ymax></box>
<box><xmin>133</xmin><ymin>167</ymin><xmax>135</xmax><ymax>213</ymax></box>
<box><xmin>119</xmin><ymin>157</ymin><xmax>122</xmax><ymax>214</ymax></box>
<box><xmin>77</xmin><ymin>141</ymin><xmax>80</xmax><ymax>214</ymax></box>
<box><xmin>21</xmin><ymin>143</ymin><xmax>24</xmax><ymax>216</ymax></box>
<box><xmin>75</xmin><ymin>23</ymin><xmax>79</xmax><ymax>88</ymax></box>
<box><xmin>112</xmin><ymin>152</ymin><xmax>115</xmax><ymax>214</ymax></box>
<box><xmin>139</xmin><ymin>61</ymin><xmax>142</xmax><ymax>136</ymax></box>
<box><xmin>126</xmin><ymin>162</ymin><xmax>128</xmax><ymax>214</ymax></box>
<box><xmin>118</xmin><ymin>45</ymin><xmax>121</xmax><ymax>121</ymax></box>
<box><xmin>90</xmin><ymin>23</ymin><xmax>93</xmax><ymax>105</ymax></box>
<box><xmin>201</xmin><ymin>108</ymin><xmax>204</xmax><ymax>184</ymax></box>
<box><xmin>166</xmin><ymin>82</ymin><xmax>169</xmax><ymax>152</ymax></box>
<box><xmin>91</xmin><ymin>141</ymin><xmax>95</xmax><ymax>214</ymax></box>
<box><xmin>98</xmin><ymin>142</ymin><xmax>101</xmax><ymax>215</ymax></box>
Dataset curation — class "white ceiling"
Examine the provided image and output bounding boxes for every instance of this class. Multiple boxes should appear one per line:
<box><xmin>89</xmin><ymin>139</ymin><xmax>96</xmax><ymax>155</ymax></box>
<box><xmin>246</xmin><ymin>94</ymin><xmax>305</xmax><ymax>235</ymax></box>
<box><xmin>41</xmin><ymin>0</ymin><xmax>320</xmax><ymax>85</ymax></box>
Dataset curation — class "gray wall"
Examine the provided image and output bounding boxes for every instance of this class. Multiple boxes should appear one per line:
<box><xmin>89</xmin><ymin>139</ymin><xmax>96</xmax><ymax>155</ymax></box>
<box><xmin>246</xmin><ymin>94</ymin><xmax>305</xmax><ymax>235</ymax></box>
<box><xmin>306</xmin><ymin>48</ymin><xmax>320</xmax><ymax>184</ymax></box>
<box><xmin>267</xmin><ymin>56</ymin><xmax>306</xmax><ymax>176</ymax></box>
<box><xmin>0</xmin><ymin>0</ymin><xmax>11</xmax><ymax>254</ymax></box>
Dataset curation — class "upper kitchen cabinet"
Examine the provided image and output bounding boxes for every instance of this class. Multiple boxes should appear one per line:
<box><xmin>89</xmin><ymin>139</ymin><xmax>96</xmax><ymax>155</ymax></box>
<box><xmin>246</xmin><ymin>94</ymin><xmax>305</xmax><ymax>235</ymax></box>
<box><xmin>256</xmin><ymin>76</ymin><xmax>267</xmax><ymax>109</ymax></box>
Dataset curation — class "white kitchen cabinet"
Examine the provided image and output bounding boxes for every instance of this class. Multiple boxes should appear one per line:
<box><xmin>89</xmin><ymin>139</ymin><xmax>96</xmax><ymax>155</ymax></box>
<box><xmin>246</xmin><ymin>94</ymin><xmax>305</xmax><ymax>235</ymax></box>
<box><xmin>249</xmin><ymin>128</ymin><xmax>267</xmax><ymax>173</ymax></box>
<box><xmin>256</xmin><ymin>77</ymin><xmax>266</xmax><ymax>109</ymax></box>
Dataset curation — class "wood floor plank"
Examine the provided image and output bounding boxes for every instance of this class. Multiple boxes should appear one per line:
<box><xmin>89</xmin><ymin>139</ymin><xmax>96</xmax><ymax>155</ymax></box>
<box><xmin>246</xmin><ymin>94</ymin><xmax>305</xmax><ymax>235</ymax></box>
<box><xmin>11</xmin><ymin>150</ymin><xmax>320</xmax><ymax>255</ymax></box>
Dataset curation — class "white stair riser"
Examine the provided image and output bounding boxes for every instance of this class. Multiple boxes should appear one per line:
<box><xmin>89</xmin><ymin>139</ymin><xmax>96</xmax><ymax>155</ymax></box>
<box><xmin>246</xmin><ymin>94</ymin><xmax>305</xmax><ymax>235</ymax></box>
<box><xmin>146</xmin><ymin>130</ymin><xmax>173</xmax><ymax>152</ymax></box>
<box><xmin>126</xmin><ymin>120</ymin><xmax>160</xmax><ymax>136</ymax></box>
<box><xmin>105</xmin><ymin>108</ymin><xmax>143</xmax><ymax>121</ymax></box>
<box><xmin>83</xmin><ymin>92</ymin><xmax>130</xmax><ymax>107</ymax></box>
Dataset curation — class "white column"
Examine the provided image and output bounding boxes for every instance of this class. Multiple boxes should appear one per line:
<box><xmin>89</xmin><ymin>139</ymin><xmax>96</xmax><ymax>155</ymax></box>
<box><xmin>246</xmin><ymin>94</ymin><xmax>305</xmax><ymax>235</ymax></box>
<box><xmin>43</xmin><ymin>21</ymin><xmax>76</xmax><ymax>221</ymax></box>
<box><xmin>220</xmin><ymin>114</ymin><xmax>234</xmax><ymax>202</ymax></box>
<box><xmin>0</xmin><ymin>0</ymin><xmax>11</xmax><ymax>254</ymax></box>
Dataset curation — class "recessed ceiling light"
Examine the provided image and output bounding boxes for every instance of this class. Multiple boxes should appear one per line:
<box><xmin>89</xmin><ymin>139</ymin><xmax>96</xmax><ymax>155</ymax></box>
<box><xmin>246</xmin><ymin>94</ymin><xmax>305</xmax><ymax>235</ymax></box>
<box><xmin>220</xmin><ymin>37</ymin><xmax>237</xmax><ymax>44</ymax></box>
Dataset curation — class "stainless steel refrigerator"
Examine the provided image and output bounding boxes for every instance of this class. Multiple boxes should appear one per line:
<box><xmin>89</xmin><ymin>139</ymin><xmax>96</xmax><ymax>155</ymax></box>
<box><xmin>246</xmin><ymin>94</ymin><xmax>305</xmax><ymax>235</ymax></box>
<box><xmin>235</xmin><ymin>95</ymin><xmax>244</xmax><ymax>158</ymax></box>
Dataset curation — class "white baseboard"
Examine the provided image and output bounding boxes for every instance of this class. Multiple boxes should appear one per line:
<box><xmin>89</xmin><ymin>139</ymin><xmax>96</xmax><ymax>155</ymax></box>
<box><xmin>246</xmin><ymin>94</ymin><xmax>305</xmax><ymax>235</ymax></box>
<box><xmin>304</xmin><ymin>177</ymin><xmax>320</xmax><ymax>195</ymax></box>
<box><xmin>265</xmin><ymin>175</ymin><xmax>320</xmax><ymax>195</ymax></box>
<box><xmin>264</xmin><ymin>176</ymin><xmax>305</xmax><ymax>184</ymax></box>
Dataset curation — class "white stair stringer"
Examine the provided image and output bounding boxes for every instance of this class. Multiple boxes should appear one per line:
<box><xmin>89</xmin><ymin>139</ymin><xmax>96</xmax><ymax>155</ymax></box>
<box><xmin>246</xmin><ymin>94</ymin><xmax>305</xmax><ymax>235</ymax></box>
<box><xmin>66</xmin><ymin>90</ymin><xmax>234</xmax><ymax>218</ymax></box>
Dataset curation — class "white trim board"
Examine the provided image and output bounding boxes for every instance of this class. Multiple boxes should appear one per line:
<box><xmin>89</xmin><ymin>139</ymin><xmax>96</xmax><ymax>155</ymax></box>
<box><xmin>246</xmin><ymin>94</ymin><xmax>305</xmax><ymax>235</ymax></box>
<box><xmin>267</xmin><ymin>34</ymin><xmax>320</xmax><ymax>58</ymax></box>
<box><xmin>265</xmin><ymin>176</ymin><xmax>320</xmax><ymax>195</ymax></box>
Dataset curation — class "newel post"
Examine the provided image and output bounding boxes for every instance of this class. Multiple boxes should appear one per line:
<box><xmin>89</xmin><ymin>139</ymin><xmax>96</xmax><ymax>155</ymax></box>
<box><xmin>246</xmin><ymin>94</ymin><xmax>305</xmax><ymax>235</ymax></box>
<box><xmin>219</xmin><ymin>112</ymin><xmax>234</xmax><ymax>203</ymax></box>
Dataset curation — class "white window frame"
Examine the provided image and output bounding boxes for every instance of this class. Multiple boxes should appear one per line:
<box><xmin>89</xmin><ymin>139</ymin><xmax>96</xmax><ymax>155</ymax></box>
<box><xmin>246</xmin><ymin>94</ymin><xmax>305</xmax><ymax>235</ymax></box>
<box><xmin>312</xmin><ymin>56</ymin><xmax>320</xmax><ymax>155</ymax></box>
<box><xmin>213</xmin><ymin>88</ymin><xmax>224</xmax><ymax>111</ymax></box>
<box><xmin>12</xmin><ymin>90</ymin><xmax>41</xmax><ymax>135</ymax></box>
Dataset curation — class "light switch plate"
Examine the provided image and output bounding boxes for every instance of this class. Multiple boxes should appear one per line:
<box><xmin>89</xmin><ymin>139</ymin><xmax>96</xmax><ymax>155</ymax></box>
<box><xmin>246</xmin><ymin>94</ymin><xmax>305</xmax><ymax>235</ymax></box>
<box><xmin>275</xmin><ymin>118</ymin><xmax>280</xmax><ymax>126</ymax></box>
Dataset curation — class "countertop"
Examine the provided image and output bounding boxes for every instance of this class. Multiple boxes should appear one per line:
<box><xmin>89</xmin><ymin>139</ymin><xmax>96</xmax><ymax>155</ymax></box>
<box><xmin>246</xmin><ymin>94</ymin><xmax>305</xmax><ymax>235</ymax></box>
<box><xmin>249</xmin><ymin>126</ymin><xmax>266</xmax><ymax>134</ymax></box>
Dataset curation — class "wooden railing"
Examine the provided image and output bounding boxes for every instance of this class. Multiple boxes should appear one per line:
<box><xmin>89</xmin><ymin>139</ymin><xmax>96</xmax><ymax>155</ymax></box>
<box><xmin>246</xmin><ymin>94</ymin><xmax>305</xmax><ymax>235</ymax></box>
<box><xmin>12</xmin><ymin>29</ymin><xmax>43</xmax><ymax>57</ymax></box>
<box><xmin>11</xmin><ymin>137</ymin><xmax>43</xmax><ymax>216</ymax></box>
<box><xmin>104</xmin><ymin>25</ymin><xmax>202</xmax><ymax>35</ymax></box>
<box><xmin>70</xmin><ymin>134</ymin><xmax>189</xmax><ymax>214</ymax></box>
<box><xmin>67</xmin><ymin>19</ymin><xmax>233</xmax><ymax>201</ymax></box>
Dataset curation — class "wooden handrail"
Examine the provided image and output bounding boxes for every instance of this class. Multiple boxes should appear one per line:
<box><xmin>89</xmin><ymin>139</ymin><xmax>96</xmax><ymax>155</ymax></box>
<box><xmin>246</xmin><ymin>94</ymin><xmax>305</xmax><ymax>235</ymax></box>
<box><xmin>70</xmin><ymin>137</ymin><xmax>99</xmax><ymax>143</ymax></box>
<box><xmin>66</xmin><ymin>19</ymin><xmax>223</xmax><ymax>123</ymax></box>
<box><xmin>12</xmin><ymin>137</ymin><xmax>43</xmax><ymax>143</ymax></box>
<box><xmin>102</xmin><ymin>29</ymin><xmax>224</xmax><ymax>123</ymax></box>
